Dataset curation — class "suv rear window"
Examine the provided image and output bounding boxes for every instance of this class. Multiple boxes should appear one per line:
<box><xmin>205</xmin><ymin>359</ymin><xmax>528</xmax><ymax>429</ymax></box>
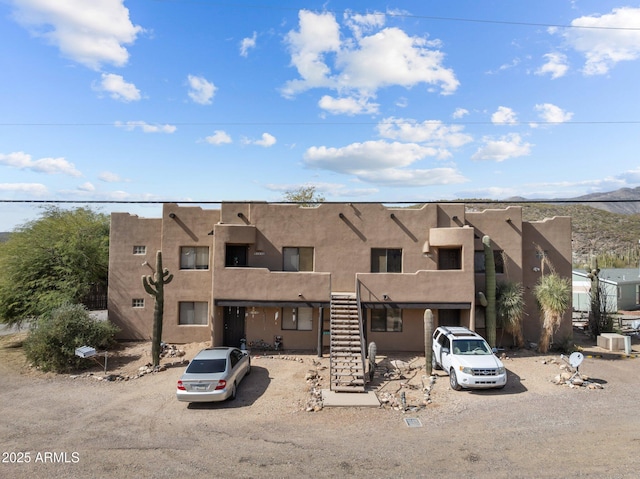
<box><xmin>186</xmin><ymin>359</ymin><xmax>227</xmax><ymax>374</ymax></box>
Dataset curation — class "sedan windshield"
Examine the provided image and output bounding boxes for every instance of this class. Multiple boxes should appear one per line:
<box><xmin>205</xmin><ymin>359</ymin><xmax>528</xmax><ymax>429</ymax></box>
<box><xmin>452</xmin><ymin>340</ymin><xmax>492</xmax><ymax>355</ymax></box>
<box><xmin>186</xmin><ymin>359</ymin><xmax>227</xmax><ymax>374</ymax></box>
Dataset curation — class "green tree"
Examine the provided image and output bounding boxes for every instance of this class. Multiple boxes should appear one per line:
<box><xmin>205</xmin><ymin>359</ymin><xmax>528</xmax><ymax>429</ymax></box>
<box><xmin>496</xmin><ymin>280</ymin><xmax>525</xmax><ymax>348</ymax></box>
<box><xmin>534</xmin><ymin>273</ymin><xmax>571</xmax><ymax>353</ymax></box>
<box><xmin>0</xmin><ymin>206</ymin><xmax>109</xmax><ymax>326</ymax></box>
<box><xmin>23</xmin><ymin>303</ymin><xmax>118</xmax><ymax>373</ymax></box>
<box><xmin>282</xmin><ymin>185</ymin><xmax>325</xmax><ymax>205</ymax></box>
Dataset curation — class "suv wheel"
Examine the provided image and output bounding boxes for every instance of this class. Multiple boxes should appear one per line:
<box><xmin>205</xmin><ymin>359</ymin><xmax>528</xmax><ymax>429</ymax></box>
<box><xmin>431</xmin><ymin>354</ymin><xmax>441</xmax><ymax>371</ymax></box>
<box><xmin>449</xmin><ymin>368</ymin><xmax>462</xmax><ymax>391</ymax></box>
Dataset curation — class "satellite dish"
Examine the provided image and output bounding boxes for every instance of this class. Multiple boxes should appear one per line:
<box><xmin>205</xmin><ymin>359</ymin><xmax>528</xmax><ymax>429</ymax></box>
<box><xmin>569</xmin><ymin>352</ymin><xmax>584</xmax><ymax>369</ymax></box>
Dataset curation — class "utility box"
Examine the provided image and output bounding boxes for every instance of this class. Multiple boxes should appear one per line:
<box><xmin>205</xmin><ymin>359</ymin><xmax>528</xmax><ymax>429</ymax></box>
<box><xmin>75</xmin><ymin>346</ymin><xmax>97</xmax><ymax>358</ymax></box>
<box><xmin>597</xmin><ymin>333</ymin><xmax>626</xmax><ymax>351</ymax></box>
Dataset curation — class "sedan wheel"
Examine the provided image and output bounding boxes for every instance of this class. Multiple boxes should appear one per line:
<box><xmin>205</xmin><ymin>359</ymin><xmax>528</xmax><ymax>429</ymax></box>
<box><xmin>229</xmin><ymin>382</ymin><xmax>237</xmax><ymax>401</ymax></box>
<box><xmin>450</xmin><ymin>368</ymin><xmax>462</xmax><ymax>391</ymax></box>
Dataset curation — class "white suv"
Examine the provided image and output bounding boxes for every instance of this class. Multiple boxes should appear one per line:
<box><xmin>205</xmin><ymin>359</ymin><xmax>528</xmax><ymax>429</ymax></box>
<box><xmin>432</xmin><ymin>326</ymin><xmax>507</xmax><ymax>391</ymax></box>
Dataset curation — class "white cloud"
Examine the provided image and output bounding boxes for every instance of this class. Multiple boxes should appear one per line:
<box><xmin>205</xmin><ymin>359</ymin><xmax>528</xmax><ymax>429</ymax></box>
<box><xmin>536</xmin><ymin>52</ymin><xmax>569</xmax><ymax>79</ymax></box>
<box><xmin>491</xmin><ymin>106</ymin><xmax>518</xmax><ymax>125</ymax></box>
<box><xmin>355</xmin><ymin>167</ymin><xmax>468</xmax><ymax>187</ymax></box>
<box><xmin>282</xmin><ymin>10</ymin><xmax>341</xmax><ymax>96</ymax></box>
<box><xmin>0</xmin><ymin>183</ymin><xmax>48</xmax><ymax>195</ymax></box>
<box><xmin>344</xmin><ymin>10</ymin><xmax>385</xmax><ymax>39</ymax></box>
<box><xmin>0</xmin><ymin>151</ymin><xmax>82</xmax><ymax>177</ymax></box>
<box><xmin>303</xmin><ymin>140</ymin><xmax>467</xmax><ymax>187</ymax></box>
<box><xmin>318</xmin><ymin>95</ymin><xmax>379</xmax><ymax>115</ymax></box>
<box><xmin>282</xmin><ymin>10</ymin><xmax>458</xmax><ymax>107</ymax></box>
<box><xmin>535</xmin><ymin>103</ymin><xmax>574</xmax><ymax>123</ymax></box>
<box><xmin>115</xmin><ymin>121</ymin><xmax>176</xmax><ymax>133</ymax></box>
<box><xmin>205</xmin><ymin>130</ymin><xmax>232</xmax><ymax>145</ymax></box>
<box><xmin>471</xmin><ymin>134</ymin><xmax>533</xmax><ymax>162</ymax></box>
<box><xmin>240</xmin><ymin>31</ymin><xmax>257</xmax><ymax>57</ymax></box>
<box><xmin>243</xmin><ymin>133</ymin><xmax>276</xmax><ymax>147</ymax></box>
<box><xmin>560</xmin><ymin>7</ymin><xmax>640</xmax><ymax>75</ymax></box>
<box><xmin>187</xmin><ymin>75</ymin><xmax>216</xmax><ymax>105</ymax></box>
<box><xmin>452</xmin><ymin>108</ymin><xmax>469</xmax><ymax>119</ymax></box>
<box><xmin>304</xmin><ymin>140</ymin><xmax>434</xmax><ymax>171</ymax></box>
<box><xmin>10</xmin><ymin>0</ymin><xmax>143</xmax><ymax>70</ymax></box>
<box><xmin>78</xmin><ymin>182</ymin><xmax>95</xmax><ymax>192</ymax></box>
<box><xmin>99</xmin><ymin>172</ymin><xmax>126</xmax><ymax>182</ymax></box>
<box><xmin>96</xmin><ymin>73</ymin><xmax>141</xmax><ymax>102</ymax></box>
<box><xmin>255</xmin><ymin>133</ymin><xmax>276</xmax><ymax>147</ymax></box>
<box><xmin>377</xmin><ymin>117</ymin><xmax>473</xmax><ymax>151</ymax></box>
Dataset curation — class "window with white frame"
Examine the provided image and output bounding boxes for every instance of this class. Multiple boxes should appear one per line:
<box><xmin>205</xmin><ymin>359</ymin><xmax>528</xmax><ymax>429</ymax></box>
<box><xmin>180</xmin><ymin>246</ymin><xmax>209</xmax><ymax>270</ymax></box>
<box><xmin>283</xmin><ymin>247</ymin><xmax>314</xmax><ymax>272</ymax></box>
<box><xmin>281</xmin><ymin>307</ymin><xmax>313</xmax><ymax>330</ymax></box>
<box><xmin>371</xmin><ymin>308</ymin><xmax>402</xmax><ymax>332</ymax></box>
<box><xmin>133</xmin><ymin>245</ymin><xmax>146</xmax><ymax>255</ymax></box>
<box><xmin>132</xmin><ymin>298</ymin><xmax>144</xmax><ymax>308</ymax></box>
<box><xmin>179</xmin><ymin>302</ymin><xmax>208</xmax><ymax>325</ymax></box>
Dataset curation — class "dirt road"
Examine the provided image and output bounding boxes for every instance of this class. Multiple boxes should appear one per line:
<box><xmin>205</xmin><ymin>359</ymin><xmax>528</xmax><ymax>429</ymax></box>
<box><xmin>1</xmin><ymin>333</ymin><xmax>639</xmax><ymax>478</ymax></box>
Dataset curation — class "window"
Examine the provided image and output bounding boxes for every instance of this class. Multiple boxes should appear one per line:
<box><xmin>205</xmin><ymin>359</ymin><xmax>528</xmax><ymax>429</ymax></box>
<box><xmin>132</xmin><ymin>298</ymin><xmax>144</xmax><ymax>308</ymax></box>
<box><xmin>281</xmin><ymin>307</ymin><xmax>313</xmax><ymax>330</ymax></box>
<box><xmin>371</xmin><ymin>248</ymin><xmax>402</xmax><ymax>273</ymax></box>
<box><xmin>438</xmin><ymin>247</ymin><xmax>462</xmax><ymax>270</ymax></box>
<box><xmin>283</xmin><ymin>247</ymin><xmax>314</xmax><ymax>271</ymax></box>
<box><xmin>179</xmin><ymin>302</ymin><xmax>208</xmax><ymax>325</ymax></box>
<box><xmin>180</xmin><ymin>246</ymin><xmax>209</xmax><ymax>270</ymax></box>
<box><xmin>226</xmin><ymin>245</ymin><xmax>248</xmax><ymax>267</ymax></box>
<box><xmin>133</xmin><ymin>245</ymin><xmax>146</xmax><ymax>255</ymax></box>
<box><xmin>474</xmin><ymin>250</ymin><xmax>505</xmax><ymax>274</ymax></box>
<box><xmin>371</xmin><ymin>308</ymin><xmax>402</xmax><ymax>332</ymax></box>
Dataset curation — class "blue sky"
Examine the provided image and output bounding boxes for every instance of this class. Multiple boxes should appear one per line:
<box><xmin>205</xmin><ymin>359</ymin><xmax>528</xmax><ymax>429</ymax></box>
<box><xmin>2</xmin><ymin>0</ymin><xmax>640</xmax><ymax>230</ymax></box>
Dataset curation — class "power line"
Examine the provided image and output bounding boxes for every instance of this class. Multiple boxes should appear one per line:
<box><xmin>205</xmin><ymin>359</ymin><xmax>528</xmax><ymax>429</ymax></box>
<box><xmin>2</xmin><ymin>199</ymin><xmax>640</xmax><ymax>205</ymax></box>
<box><xmin>153</xmin><ymin>1</ymin><xmax>640</xmax><ymax>31</ymax></box>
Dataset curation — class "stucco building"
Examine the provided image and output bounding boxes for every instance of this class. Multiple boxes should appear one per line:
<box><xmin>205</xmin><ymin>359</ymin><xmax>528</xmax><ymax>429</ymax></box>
<box><xmin>107</xmin><ymin>202</ymin><xmax>572</xmax><ymax>352</ymax></box>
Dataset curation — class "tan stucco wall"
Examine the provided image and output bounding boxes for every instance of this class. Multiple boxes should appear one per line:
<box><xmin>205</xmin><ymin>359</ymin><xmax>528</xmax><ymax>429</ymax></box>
<box><xmin>107</xmin><ymin>202</ymin><xmax>572</xmax><ymax>351</ymax></box>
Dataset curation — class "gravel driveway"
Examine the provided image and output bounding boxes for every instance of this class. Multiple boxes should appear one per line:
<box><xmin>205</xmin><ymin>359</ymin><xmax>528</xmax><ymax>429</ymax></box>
<box><xmin>1</xmin><ymin>332</ymin><xmax>639</xmax><ymax>478</ymax></box>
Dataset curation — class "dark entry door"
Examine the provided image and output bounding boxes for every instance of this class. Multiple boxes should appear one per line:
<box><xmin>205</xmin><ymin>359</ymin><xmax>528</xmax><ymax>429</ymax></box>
<box><xmin>223</xmin><ymin>306</ymin><xmax>246</xmax><ymax>347</ymax></box>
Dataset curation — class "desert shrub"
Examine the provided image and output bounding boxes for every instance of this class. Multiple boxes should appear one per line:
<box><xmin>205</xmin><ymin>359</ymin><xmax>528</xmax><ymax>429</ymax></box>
<box><xmin>24</xmin><ymin>304</ymin><xmax>118</xmax><ymax>372</ymax></box>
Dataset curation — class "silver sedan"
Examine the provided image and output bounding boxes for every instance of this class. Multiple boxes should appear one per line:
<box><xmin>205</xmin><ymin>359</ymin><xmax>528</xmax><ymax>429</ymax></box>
<box><xmin>176</xmin><ymin>347</ymin><xmax>251</xmax><ymax>402</ymax></box>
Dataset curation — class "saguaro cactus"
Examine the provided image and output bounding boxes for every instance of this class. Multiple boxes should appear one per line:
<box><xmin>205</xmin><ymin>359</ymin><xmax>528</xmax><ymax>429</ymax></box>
<box><xmin>483</xmin><ymin>235</ymin><xmax>497</xmax><ymax>348</ymax></box>
<box><xmin>424</xmin><ymin>309</ymin><xmax>434</xmax><ymax>374</ymax></box>
<box><xmin>142</xmin><ymin>251</ymin><xmax>174</xmax><ymax>367</ymax></box>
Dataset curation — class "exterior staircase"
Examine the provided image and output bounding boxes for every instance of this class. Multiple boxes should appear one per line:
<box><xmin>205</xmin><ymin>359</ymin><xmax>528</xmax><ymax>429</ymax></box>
<box><xmin>329</xmin><ymin>292</ymin><xmax>366</xmax><ymax>392</ymax></box>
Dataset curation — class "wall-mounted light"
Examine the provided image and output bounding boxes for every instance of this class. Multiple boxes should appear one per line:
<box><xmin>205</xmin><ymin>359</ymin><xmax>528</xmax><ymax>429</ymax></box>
<box><xmin>452</xmin><ymin>215</ymin><xmax>458</xmax><ymax>221</ymax></box>
<box><xmin>390</xmin><ymin>213</ymin><xmax>396</xmax><ymax>219</ymax></box>
<box><xmin>339</xmin><ymin>213</ymin><xmax>345</xmax><ymax>219</ymax></box>
<box><xmin>169</xmin><ymin>213</ymin><xmax>176</xmax><ymax>219</ymax></box>
<box><xmin>422</xmin><ymin>240</ymin><xmax>432</xmax><ymax>257</ymax></box>
<box><xmin>383</xmin><ymin>294</ymin><xmax>390</xmax><ymax>301</ymax></box>
<box><xmin>298</xmin><ymin>293</ymin><xmax>303</xmax><ymax>297</ymax></box>
<box><xmin>207</xmin><ymin>230</ymin><xmax>214</xmax><ymax>236</ymax></box>
<box><xmin>506</xmin><ymin>217</ymin><xmax>512</xmax><ymax>223</ymax></box>
<box><xmin>237</xmin><ymin>212</ymin><xmax>245</xmax><ymax>218</ymax></box>
<box><xmin>533</xmin><ymin>267</ymin><xmax>541</xmax><ymax>272</ymax></box>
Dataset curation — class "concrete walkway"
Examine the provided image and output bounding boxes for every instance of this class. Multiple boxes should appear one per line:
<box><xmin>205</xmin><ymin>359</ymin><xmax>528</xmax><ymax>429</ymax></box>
<box><xmin>321</xmin><ymin>389</ymin><xmax>380</xmax><ymax>407</ymax></box>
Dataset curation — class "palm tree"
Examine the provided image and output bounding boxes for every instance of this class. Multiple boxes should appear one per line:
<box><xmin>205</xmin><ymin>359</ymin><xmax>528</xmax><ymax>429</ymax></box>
<box><xmin>533</xmin><ymin>273</ymin><xmax>571</xmax><ymax>353</ymax></box>
<box><xmin>496</xmin><ymin>281</ymin><xmax>525</xmax><ymax>348</ymax></box>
